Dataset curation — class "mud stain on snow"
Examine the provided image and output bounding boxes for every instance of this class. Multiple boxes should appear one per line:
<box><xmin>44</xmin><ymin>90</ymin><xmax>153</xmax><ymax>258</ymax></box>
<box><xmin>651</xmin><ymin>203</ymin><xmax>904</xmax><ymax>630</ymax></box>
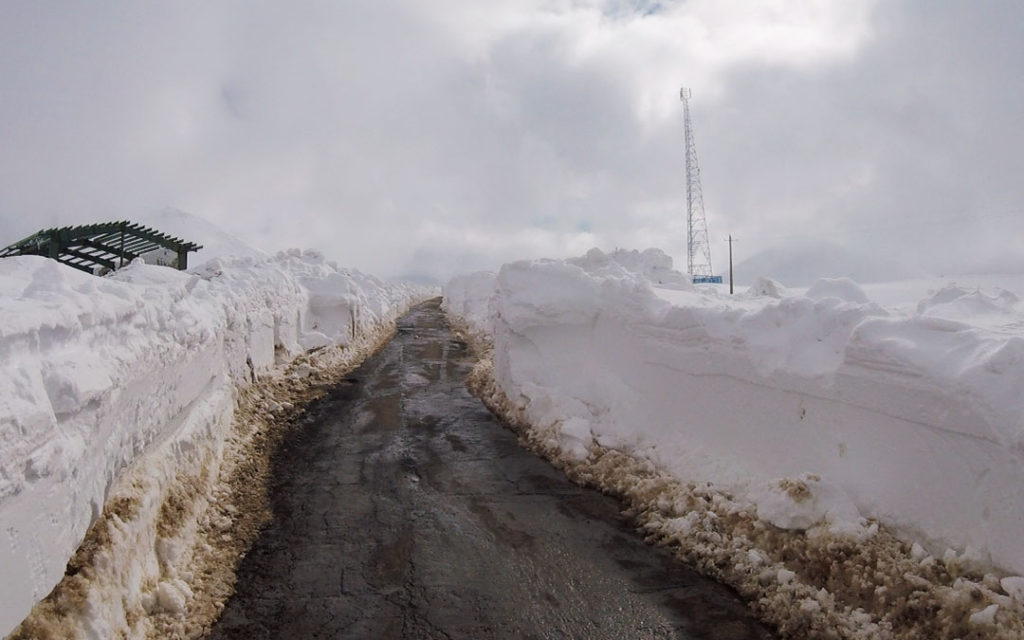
<box><xmin>156</xmin><ymin>468</ymin><xmax>209</xmax><ymax>539</ymax></box>
<box><xmin>778</xmin><ymin>478</ymin><xmax>815</xmax><ymax>504</ymax></box>
<box><xmin>10</xmin><ymin>540</ymin><xmax>94</xmax><ymax>640</ymax></box>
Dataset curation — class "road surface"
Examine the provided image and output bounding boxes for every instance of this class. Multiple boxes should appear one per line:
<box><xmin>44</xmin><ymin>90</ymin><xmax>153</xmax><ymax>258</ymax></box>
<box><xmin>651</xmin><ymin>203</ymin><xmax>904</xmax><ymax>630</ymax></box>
<box><xmin>205</xmin><ymin>299</ymin><xmax>775</xmax><ymax>639</ymax></box>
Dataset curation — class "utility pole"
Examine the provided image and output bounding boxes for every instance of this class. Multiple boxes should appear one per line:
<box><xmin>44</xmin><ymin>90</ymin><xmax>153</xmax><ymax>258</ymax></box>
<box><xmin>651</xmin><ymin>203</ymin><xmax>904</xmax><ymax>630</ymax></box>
<box><xmin>727</xmin><ymin>235</ymin><xmax>737</xmax><ymax>294</ymax></box>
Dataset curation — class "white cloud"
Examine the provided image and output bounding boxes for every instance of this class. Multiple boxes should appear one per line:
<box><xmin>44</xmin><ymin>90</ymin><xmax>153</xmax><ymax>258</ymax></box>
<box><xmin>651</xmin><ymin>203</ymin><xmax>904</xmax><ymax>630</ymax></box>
<box><xmin>1</xmin><ymin>0</ymin><xmax>1021</xmax><ymax>281</ymax></box>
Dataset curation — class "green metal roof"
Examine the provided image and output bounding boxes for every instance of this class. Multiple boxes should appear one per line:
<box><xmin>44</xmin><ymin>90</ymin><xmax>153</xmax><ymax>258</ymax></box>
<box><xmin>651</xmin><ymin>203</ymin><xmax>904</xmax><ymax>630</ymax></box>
<box><xmin>0</xmin><ymin>221</ymin><xmax>203</xmax><ymax>274</ymax></box>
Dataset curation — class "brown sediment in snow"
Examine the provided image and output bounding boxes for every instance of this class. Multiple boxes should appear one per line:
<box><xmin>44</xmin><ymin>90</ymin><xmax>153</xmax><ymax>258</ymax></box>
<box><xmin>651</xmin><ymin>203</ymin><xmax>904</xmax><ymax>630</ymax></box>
<box><xmin>8</xmin><ymin>322</ymin><xmax>399</xmax><ymax>640</ymax></box>
<box><xmin>779</xmin><ymin>477</ymin><xmax>816</xmax><ymax>504</ymax></box>
<box><xmin>10</xmin><ymin>482</ymin><xmax>157</xmax><ymax>639</ymax></box>
<box><xmin>464</xmin><ymin>351</ymin><xmax>1024</xmax><ymax>640</ymax></box>
<box><xmin>9</xmin><ymin>534</ymin><xmax>96</xmax><ymax>640</ymax></box>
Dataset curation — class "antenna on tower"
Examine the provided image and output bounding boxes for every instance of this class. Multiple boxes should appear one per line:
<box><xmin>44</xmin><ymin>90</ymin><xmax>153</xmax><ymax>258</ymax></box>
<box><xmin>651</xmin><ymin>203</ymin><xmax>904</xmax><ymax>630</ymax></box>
<box><xmin>680</xmin><ymin>87</ymin><xmax>719</xmax><ymax>283</ymax></box>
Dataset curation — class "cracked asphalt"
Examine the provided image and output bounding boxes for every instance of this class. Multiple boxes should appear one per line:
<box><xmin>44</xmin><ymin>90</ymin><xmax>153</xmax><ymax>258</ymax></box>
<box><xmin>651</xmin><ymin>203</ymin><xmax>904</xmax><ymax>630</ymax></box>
<box><xmin>204</xmin><ymin>299</ymin><xmax>776</xmax><ymax>639</ymax></box>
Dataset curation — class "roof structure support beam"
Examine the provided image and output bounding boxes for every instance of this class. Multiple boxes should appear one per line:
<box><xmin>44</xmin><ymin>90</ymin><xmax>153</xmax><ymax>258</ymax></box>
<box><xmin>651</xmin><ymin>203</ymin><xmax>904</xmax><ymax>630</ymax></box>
<box><xmin>59</xmin><ymin>221</ymin><xmax>194</xmax><ymax>252</ymax></box>
<box><xmin>60</xmin><ymin>247</ymin><xmax>118</xmax><ymax>270</ymax></box>
<box><xmin>1</xmin><ymin>220</ymin><xmax>202</xmax><ymax>274</ymax></box>
<box><xmin>56</xmin><ymin>257</ymin><xmax>98</xmax><ymax>274</ymax></box>
<box><xmin>79</xmin><ymin>239</ymin><xmax>140</xmax><ymax>263</ymax></box>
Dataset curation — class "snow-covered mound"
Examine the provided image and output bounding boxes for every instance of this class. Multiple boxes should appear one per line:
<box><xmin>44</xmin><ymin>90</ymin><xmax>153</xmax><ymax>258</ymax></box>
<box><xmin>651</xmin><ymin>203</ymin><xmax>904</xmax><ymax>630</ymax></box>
<box><xmin>441</xmin><ymin>250</ymin><xmax>692</xmax><ymax>348</ymax></box>
<box><xmin>567</xmin><ymin>248</ymin><xmax>694</xmax><ymax>290</ymax></box>
<box><xmin>444</xmin><ymin>248</ymin><xmax>1024</xmax><ymax>637</ymax></box>
<box><xmin>137</xmin><ymin>208</ymin><xmax>266</xmax><ymax>267</ymax></box>
<box><xmin>0</xmin><ymin>251</ymin><xmax>430</xmax><ymax>637</ymax></box>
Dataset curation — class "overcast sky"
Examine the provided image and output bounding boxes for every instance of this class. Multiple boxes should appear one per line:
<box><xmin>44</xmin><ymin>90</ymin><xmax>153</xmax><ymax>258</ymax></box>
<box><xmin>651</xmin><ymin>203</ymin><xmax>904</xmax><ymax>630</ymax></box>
<box><xmin>1</xmin><ymin>1</ymin><xmax>1022</xmax><ymax>282</ymax></box>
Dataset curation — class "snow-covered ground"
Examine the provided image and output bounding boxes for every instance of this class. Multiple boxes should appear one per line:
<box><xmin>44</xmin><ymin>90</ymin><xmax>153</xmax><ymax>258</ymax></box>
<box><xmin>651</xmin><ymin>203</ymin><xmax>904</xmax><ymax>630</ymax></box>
<box><xmin>445</xmin><ymin>248</ymin><xmax>1024</xmax><ymax>638</ymax></box>
<box><xmin>0</xmin><ymin>249</ymin><xmax>432</xmax><ymax>638</ymax></box>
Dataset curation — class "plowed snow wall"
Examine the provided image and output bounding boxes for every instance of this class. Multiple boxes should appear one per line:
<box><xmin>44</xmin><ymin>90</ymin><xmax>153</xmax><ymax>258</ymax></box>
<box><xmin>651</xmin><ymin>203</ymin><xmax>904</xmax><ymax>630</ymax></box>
<box><xmin>0</xmin><ymin>251</ymin><xmax>427</xmax><ymax>636</ymax></box>
<box><xmin>477</xmin><ymin>257</ymin><xmax>1024</xmax><ymax>576</ymax></box>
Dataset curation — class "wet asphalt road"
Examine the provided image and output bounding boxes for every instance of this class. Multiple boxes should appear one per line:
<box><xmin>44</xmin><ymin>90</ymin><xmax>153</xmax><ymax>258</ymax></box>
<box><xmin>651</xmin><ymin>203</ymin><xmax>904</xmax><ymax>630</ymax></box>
<box><xmin>205</xmin><ymin>299</ymin><xmax>775</xmax><ymax>640</ymax></box>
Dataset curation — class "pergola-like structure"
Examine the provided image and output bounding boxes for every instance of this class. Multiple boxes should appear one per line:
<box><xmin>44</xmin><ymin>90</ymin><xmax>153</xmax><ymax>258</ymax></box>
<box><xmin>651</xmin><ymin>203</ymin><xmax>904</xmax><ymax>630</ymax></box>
<box><xmin>0</xmin><ymin>221</ymin><xmax>203</xmax><ymax>274</ymax></box>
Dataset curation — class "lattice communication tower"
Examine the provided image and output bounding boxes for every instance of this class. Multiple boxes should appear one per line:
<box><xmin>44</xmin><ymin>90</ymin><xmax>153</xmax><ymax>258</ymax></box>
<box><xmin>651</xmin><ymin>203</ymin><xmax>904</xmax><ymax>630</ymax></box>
<box><xmin>681</xmin><ymin>87</ymin><xmax>714</xmax><ymax>278</ymax></box>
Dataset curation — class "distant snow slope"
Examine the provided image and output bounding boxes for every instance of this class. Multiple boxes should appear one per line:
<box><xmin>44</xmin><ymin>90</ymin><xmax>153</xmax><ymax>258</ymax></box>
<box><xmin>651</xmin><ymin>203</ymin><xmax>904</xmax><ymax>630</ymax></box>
<box><xmin>137</xmin><ymin>208</ymin><xmax>266</xmax><ymax>267</ymax></box>
<box><xmin>445</xmin><ymin>248</ymin><xmax>1024</xmax><ymax>638</ymax></box>
<box><xmin>0</xmin><ymin>250</ymin><xmax>430</xmax><ymax>638</ymax></box>
<box><xmin>734</xmin><ymin>240</ymin><xmax>922</xmax><ymax>287</ymax></box>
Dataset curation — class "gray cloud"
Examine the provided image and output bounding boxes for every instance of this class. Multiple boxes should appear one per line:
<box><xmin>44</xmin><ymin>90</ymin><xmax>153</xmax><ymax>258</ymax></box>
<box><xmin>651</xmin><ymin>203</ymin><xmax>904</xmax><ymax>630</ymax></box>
<box><xmin>708</xmin><ymin>1</ymin><xmax>1024</xmax><ymax>275</ymax></box>
<box><xmin>1</xmin><ymin>1</ymin><xmax>1020</xmax><ymax>281</ymax></box>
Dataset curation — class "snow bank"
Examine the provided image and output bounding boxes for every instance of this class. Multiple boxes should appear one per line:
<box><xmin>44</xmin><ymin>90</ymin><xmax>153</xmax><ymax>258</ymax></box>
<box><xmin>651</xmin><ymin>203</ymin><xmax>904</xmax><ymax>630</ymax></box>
<box><xmin>445</xmin><ymin>247</ymin><xmax>1024</xmax><ymax>638</ymax></box>
<box><xmin>0</xmin><ymin>251</ymin><xmax>430</xmax><ymax>638</ymax></box>
<box><xmin>567</xmin><ymin>247</ymin><xmax>693</xmax><ymax>290</ymax></box>
<box><xmin>440</xmin><ymin>270</ymin><xmax>496</xmax><ymax>348</ymax></box>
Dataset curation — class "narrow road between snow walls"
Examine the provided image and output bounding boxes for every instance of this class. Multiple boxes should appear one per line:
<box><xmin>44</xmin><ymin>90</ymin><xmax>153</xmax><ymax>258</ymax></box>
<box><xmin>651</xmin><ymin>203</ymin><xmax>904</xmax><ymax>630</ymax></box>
<box><xmin>202</xmin><ymin>299</ymin><xmax>775</xmax><ymax>639</ymax></box>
